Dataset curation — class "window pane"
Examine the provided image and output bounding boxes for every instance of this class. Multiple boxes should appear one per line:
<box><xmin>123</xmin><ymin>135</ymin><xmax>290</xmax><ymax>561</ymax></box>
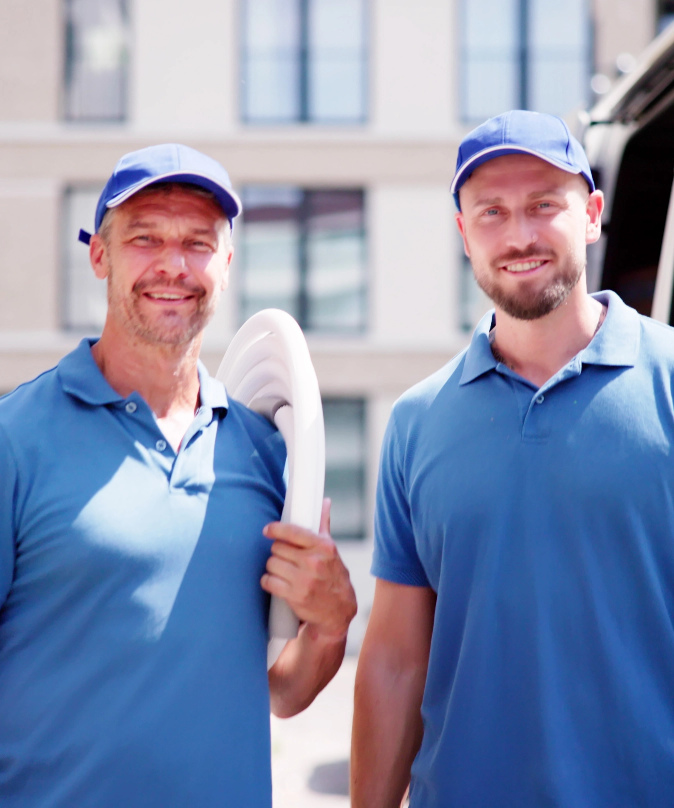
<box><xmin>305</xmin><ymin>191</ymin><xmax>366</xmax><ymax>331</ymax></box>
<box><xmin>239</xmin><ymin>187</ymin><xmax>302</xmax><ymax>321</ymax></box>
<box><xmin>239</xmin><ymin>187</ymin><xmax>367</xmax><ymax>333</ymax></box>
<box><xmin>462</xmin><ymin>0</ymin><xmax>518</xmax><ymax>121</ymax></box>
<box><xmin>529</xmin><ymin>0</ymin><xmax>590</xmax><ymax>114</ymax></box>
<box><xmin>63</xmin><ymin>187</ymin><xmax>107</xmax><ymax>331</ymax></box>
<box><xmin>463</xmin><ymin>58</ymin><xmax>519</xmax><ymax>121</ymax></box>
<box><xmin>323</xmin><ymin>399</ymin><xmax>367</xmax><ymax>539</ymax></box>
<box><xmin>308</xmin><ymin>0</ymin><xmax>367</xmax><ymax>121</ymax></box>
<box><xmin>241</xmin><ymin>0</ymin><xmax>301</xmax><ymax>121</ymax></box>
<box><xmin>461</xmin><ymin>0</ymin><xmax>591</xmax><ymax>121</ymax></box>
<box><xmin>64</xmin><ymin>0</ymin><xmax>129</xmax><ymax>121</ymax></box>
<box><xmin>241</xmin><ymin>0</ymin><xmax>367</xmax><ymax>123</ymax></box>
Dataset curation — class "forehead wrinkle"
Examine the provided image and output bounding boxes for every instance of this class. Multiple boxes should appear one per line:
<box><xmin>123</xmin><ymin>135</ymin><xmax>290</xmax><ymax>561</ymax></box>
<box><xmin>122</xmin><ymin>215</ymin><xmax>221</xmax><ymax>235</ymax></box>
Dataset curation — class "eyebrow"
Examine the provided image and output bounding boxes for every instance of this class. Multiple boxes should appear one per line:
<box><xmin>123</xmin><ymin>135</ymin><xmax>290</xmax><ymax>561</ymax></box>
<box><xmin>469</xmin><ymin>187</ymin><xmax>567</xmax><ymax>208</ymax></box>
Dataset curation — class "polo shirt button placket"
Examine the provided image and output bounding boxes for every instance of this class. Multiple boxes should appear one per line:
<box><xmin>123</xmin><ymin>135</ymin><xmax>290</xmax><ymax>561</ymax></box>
<box><xmin>125</xmin><ymin>401</ymin><xmax>137</xmax><ymax>414</ymax></box>
<box><xmin>536</xmin><ymin>394</ymin><xmax>545</xmax><ymax>405</ymax></box>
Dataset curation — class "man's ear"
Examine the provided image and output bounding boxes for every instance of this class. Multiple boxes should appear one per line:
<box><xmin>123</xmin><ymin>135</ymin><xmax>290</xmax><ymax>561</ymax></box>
<box><xmin>455</xmin><ymin>212</ymin><xmax>471</xmax><ymax>258</ymax></box>
<box><xmin>89</xmin><ymin>234</ymin><xmax>109</xmax><ymax>280</ymax></box>
<box><xmin>585</xmin><ymin>190</ymin><xmax>604</xmax><ymax>245</ymax></box>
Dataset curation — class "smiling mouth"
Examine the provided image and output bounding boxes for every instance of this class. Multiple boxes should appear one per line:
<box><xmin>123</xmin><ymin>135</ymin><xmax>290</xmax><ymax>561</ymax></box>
<box><xmin>502</xmin><ymin>259</ymin><xmax>547</xmax><ymax>274</ymax></box>
<box><xmin>144</xmin><ymin>291</ymin><xmax>195</xmax><ymax>301</ymax></box>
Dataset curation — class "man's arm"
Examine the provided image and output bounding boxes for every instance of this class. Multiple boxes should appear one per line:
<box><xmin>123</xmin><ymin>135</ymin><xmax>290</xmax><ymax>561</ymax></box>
<box><xmin>351</xmin><ymin>578</ymin><xmax>436</xmax><ymax>808</ymax></box>
<box><xmin>263</xmin><ymin>500</ymin><xmax>357</xmax><ymax>718</ymax></box>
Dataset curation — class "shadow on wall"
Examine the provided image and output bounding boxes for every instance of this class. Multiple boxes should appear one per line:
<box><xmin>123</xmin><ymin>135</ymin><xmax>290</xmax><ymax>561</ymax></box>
<box><xmin>308</xmin><ymin>759</ymin><xmax>349</xmax><ymax>796</ymax></box>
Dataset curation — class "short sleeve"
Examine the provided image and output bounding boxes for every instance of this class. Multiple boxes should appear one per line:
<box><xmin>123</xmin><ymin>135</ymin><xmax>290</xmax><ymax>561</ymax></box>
<box><xmin>0</xmin><ymin>425</ymin><xmax>17</xmax><ymax>608</ymax></box>
<box><xmin>372</xmin><ymin>408</ymin><xmax>429</xmax><ymax>587</ymax></box>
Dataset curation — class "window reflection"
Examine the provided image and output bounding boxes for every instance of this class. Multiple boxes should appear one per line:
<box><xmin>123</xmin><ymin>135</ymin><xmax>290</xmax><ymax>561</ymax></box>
<box><xmin>461</xmin><ymin>0</ymin><xmax>590</xmax><ymax>121</ymax></box>
<box><xmin>240</xmin><ymin>187</ymin><xmax>367</xmax><ymax>332</ymax></box>
<box><xmin>241</xmin><ymin>0</ymin><xmax>367</xmax><ymax>123</ymax></box>
<box><xmin>64</xmin><ymin>0</ymin><xmax>129</xmax><ymax>121</ymax></box>
<box><xmin>323</xmin><ymin>398</ymin><xmax>367</xmax><ymax>539</ymax></box>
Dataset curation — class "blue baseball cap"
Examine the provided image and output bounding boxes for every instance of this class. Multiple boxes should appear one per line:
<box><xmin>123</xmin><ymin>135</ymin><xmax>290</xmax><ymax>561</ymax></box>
<box><xmin>451</xmin><ymin>110</ymin><xmax>595</xmax><ymax>210</ymax></box>
<box><xmin>78</xmin><ymin>143</ymin><xmax>242</xmax><ymax>244</ymax></box>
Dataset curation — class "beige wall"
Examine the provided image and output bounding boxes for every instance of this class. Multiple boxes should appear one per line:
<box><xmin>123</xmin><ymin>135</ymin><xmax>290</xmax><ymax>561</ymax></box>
<box><xmin>132</xmin><ymin>0</ymin><xmax>238</xmax><ymax>132</ymax></box>
<box><xmin>0</xmin><ymin>0</ymin><xmax>61</xmax><ymax>122</ymax></box>
<box><xmin>372</xmin><ymin>0</ymin><xmax>454</xmax><ymax>136</ymax></box>
<box><xmin>370</xmin><ymin>185</ymin><xmax>456</xmax><ymax>345</ymax></box>
<box><xmin>0</xmin><ymin>180</ymin><xmax>60</xmax><ymax>330</ymax></box>
<box><xmin>593</xmin><ymin>0</ymin><xmax>657</xmax><ymax>78</ymax></box>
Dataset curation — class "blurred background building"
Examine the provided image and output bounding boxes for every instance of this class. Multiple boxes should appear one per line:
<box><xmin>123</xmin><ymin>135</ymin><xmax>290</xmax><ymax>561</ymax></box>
<box><xmin>0</xmin><ymin>0</ymin><xmax>670</xmax><ymax>642</ymax></box>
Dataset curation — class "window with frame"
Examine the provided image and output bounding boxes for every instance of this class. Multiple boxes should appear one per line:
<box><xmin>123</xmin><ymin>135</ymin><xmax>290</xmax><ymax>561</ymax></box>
<box><xmin>460</xmin><ymin>0</ymin><xmax>591</xmax><ymax>122</ymax></box>
<box><xmin>63</xmin><ymin>186</ymin><xmax>107</xmax><ymax>332</ymax></box>
<box><xmin>238</xmin><ymin>187</ymin><xmax>367</xmax><ymax>332</ymax></box>
<box><xmin>241</xmin><ymin>0</ymin><xmax>367</xmax><ymax>123</ymax></box>
<box><xmin>64</xmin><ymin>0</ymin><xmax>129</xmax><ymax>121</ymax></box>
<box><xmin>323</xmin><ymin>398</ymin><xmax>367</xmax><ymax>540</ymax></box>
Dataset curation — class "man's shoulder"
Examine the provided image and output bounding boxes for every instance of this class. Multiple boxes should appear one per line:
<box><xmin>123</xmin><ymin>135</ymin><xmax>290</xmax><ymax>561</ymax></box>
<box><xmin>0</xmin><ymin>363</ymin><xmax>61</xmax><ymax>420</ymax></box>
<box><xmin>221</xmin><ymin>398</ymin><xmax>287</xmax><ymax>467</ymax></box>
<box><xmin>638</xmin><ymin>311</ymin><xmax>674</xmax><ymax>355</ymax></box>
<box><xmin>225</xmin><ymin>397</ymin><xmax>279</xmax><ymax>439</ymax></box>
<box><xmin>392</xmin><ymin>348</ymin><xmax>469</xmax><ymax>422</ymax></box>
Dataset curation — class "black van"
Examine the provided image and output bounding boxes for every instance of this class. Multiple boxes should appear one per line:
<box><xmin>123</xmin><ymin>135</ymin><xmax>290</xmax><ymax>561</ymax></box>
<box><xmin>583</xmin><ymin>23</ymin><xmax>674</xmax><ymax>324</ymax></box>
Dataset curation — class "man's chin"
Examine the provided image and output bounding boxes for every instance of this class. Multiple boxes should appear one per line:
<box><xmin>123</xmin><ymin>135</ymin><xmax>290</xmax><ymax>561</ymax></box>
<box><xmin>486</xmin><ymin>275</ymin><xmax>582</xmax><ymax>321</ymax></box>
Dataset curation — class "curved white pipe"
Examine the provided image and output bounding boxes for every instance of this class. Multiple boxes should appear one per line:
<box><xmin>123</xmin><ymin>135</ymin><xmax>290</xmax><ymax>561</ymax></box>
<box><xmin>216</xmin><ymin>309</ymin><xmax>325</xmax><ymax>668</ymax></box>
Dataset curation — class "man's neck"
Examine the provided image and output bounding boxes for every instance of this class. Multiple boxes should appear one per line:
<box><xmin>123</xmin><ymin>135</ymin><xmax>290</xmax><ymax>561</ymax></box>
<box><xmin>490</xmin><ymin>288</ymin><xmax>605</xmax><ymax>389</ymax></box>
<box><xmin>91</xmin><ymin>328</ymin><xmax>202</xmax><ymax>449</ymax></box>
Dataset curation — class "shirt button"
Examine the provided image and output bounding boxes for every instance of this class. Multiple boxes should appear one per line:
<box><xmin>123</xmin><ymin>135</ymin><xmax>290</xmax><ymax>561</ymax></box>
<box><xmin>155</xmin><ymin>439</ymin><xmax>167</xmax><ymax>452</ymax></box>
<box><xmin>535</xmin><ymin>395</ymin><xmax>545</xmax><ymax>404</ymax></box>
<box><xmin>125</xmin><ymin>401</ymin><xmax>137</xmax><ymax>413</ymax></box>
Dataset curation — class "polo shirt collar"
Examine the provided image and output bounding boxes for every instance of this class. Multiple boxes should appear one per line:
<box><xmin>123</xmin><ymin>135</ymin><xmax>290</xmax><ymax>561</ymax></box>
<box><xmin>58</xmin><ymin>338</ymin><xmax>229</xmax><ymax>410</ymax></box>
<box><xmin>459</xmin><ymin>310</ymin><xmax>497</xmax><ymax>385</ymax></box>
<box><xmin>459</xmin><ymin>289</ymin><xmax>640</xmax><ymax>386</ymax></box>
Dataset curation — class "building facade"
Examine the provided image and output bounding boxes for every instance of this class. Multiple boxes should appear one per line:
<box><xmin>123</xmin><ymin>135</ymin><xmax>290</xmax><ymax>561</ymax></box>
<box><xmin>0</xmin><ymin>0</ymin><xmax>664</xmax><ymax>629</ymax></box>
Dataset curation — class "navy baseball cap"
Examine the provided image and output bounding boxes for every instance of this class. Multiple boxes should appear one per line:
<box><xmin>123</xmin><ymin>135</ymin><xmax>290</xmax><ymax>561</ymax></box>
<box><xmin>78</xmin><ymin>143</ymin><xmax>242</xmax><ymax>244</ymax></box>
<box><xmin>451</xmin><ymin>110</ymin><xmax>595</xmax><ymax>210</ymax></box>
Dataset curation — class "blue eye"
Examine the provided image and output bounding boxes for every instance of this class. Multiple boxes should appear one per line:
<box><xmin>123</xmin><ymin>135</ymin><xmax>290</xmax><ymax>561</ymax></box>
<box><xmin>189</xmin><ymin>240</ymin><xmax>214</xmax><ymax>251</ymax></box>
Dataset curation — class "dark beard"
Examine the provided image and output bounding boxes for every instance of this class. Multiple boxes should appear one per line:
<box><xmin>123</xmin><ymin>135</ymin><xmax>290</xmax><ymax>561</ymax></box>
<box><xmin>474</xmin><ymin>249</ymin><xmax>585</xmax><ymax>321</ymax></box>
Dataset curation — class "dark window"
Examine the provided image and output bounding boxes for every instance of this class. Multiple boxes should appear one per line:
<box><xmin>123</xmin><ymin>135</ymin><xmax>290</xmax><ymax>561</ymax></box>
<box><xmin>239</xmin><ymin>187</ymin><xmax>367</xmax><ymax>332</ymax></box>
<box><xmin>323</xmin><ymin>398</ymin><xmax>367</xmax><ymax>539</ymax></box>
<box><xmin>241</xmin><ymin>0</ymin><xmax>367</xmax><ymax>123</ymax></box>
<box><xmin>64</xmin><ymin>0</ymin><xmax>129</xmax><ymax>121</ymax></box>
<box><xmin>658</xmin><ymin>0</ymin><xmax>674</xmax><ymax>32</ymax></box>
<box><xmin>461</xmin><ymin>0</ymin><xmax>591</xmax><ymax>122</ymax></box>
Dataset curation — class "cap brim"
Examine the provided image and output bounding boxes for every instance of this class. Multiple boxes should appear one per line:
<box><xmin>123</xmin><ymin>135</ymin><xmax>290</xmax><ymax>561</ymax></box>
<box><xmin>450</xmin><ymin>145</ymin><xmax>586</xmax><ymax>195</ymax></box>
<box><xmin>106</xmin><ymin>170</ymin><xmax>242</xmax><ymax>220</ymax></box>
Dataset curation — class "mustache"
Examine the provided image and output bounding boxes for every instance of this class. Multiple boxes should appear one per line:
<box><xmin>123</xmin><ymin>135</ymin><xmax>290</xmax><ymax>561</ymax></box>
<box><xmin>133</xmin><ymin>277</ymin><xmax>204</xmax><ymax>296</ymax></box>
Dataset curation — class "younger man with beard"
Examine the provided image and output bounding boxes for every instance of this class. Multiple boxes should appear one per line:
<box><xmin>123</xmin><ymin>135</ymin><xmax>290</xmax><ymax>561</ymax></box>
<box><xmin>351</xmin><ymin>110</ymin><xmax>674</xmax><ymax>807</ymax></box>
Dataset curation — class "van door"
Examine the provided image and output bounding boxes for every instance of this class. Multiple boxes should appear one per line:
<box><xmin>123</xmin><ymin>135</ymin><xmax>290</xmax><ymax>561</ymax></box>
<box><xmin>583</xmin><ymin>24</ymin><xmax>674</xmax><ymax>323</ymax></box>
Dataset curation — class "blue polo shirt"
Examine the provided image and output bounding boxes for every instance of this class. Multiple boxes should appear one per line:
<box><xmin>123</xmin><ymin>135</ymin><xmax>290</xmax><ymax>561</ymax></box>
<box><xmin>374</xmin><ymin>291</ymin><xmax>674</xmax><ymax>807</ymax></box>
<box><xmin>0</xmin><ymin>339</ymin><xmax>286</xmax><ymax>807</ymax></box>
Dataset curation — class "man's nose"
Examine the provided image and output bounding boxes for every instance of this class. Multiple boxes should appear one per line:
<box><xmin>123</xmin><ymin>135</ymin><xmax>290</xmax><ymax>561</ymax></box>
<box><xmin>504</xmin><ymin>211</ymin><xmax>538</xmax><ymax>250</ymax></box>
<box><xmin>157</xmin><ymin>242</ymin><xmax>187</xmax><ymax>274</ymax></box>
